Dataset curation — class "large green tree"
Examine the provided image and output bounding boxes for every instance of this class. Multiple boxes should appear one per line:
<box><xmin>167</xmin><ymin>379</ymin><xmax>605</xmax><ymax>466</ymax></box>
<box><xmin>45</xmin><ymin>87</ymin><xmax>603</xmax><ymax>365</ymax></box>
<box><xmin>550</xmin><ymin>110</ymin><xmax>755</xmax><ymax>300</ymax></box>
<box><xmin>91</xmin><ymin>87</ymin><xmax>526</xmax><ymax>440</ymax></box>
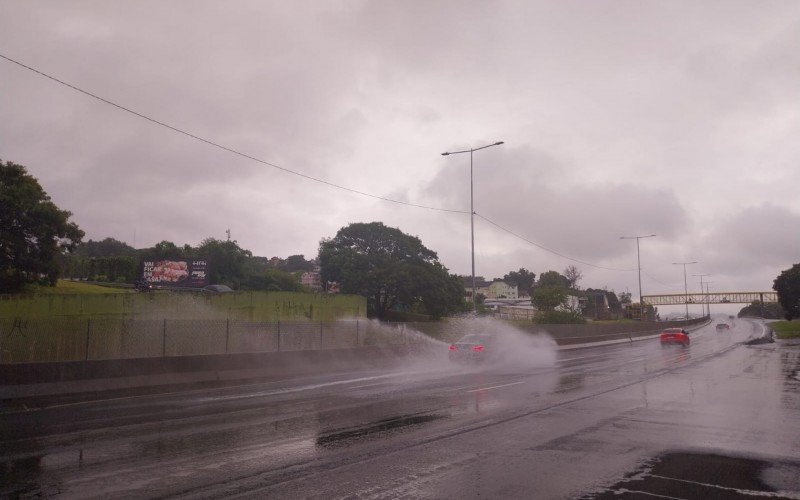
<box><xmin>537</xmin><ymin>270</ymin><xmax>570</xmax><ymax>288</ymax></box>
<box><xmin>503</xmin><ymin>268</ymin><xmax>536</xmax><ymax>296</ymax></box>
<box><xmin>531</xmin><ymin>285</ymin><xmax>567</xmax><ymax>311</ymax></box>
<box><xmin>0</xmin><ymin>160</ymin><xmax>84</xmax><ymax>291</ymax></box>
<box><xmin>318</xmin><ymin>222</ymin><xmax>465</xmax><ymax>319</ymax></box>
<box><xmin>196</xmin><ymin>238</ymin><xmax>252</xmax><ymax>288</ymax></box>
<box><xmin>773</xmin><ymin>263</ymin><xmax>800</xmax><ymax>320</ymax></box>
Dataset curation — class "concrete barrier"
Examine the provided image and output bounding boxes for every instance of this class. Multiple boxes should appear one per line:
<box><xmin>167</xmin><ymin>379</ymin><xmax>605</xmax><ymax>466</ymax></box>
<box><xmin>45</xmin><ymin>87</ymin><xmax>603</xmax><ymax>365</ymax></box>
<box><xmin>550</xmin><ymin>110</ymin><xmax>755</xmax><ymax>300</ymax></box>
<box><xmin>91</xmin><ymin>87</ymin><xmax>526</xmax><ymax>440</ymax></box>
<box><xmin>0</xmin><ymin>345</ymin><xmax>422</xmax><ymax>399</ymax></box>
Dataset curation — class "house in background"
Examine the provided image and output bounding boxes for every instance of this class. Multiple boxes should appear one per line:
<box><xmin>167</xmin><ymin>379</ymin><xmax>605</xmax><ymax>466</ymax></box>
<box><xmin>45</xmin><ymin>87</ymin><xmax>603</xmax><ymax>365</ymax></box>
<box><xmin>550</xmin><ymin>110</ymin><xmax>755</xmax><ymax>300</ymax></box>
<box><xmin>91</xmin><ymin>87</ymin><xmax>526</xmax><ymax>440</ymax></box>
<box><xmin>463</xmin><ymin>277</ymin><xmax>519</xmax><ymax>302</ymax></box>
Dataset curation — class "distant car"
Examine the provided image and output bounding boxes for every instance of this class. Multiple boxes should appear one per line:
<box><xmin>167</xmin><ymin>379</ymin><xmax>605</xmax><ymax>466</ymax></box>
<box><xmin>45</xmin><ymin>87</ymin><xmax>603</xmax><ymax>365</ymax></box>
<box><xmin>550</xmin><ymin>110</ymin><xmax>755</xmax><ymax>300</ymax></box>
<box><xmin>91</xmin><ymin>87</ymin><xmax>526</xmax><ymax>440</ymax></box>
<box><xmin>448</xmin><ymin>333</ymin><xmax>495</xmax><ymax>363</ymax></box>
<box><xmin>660</xmin><ymin>328</ymin><xmax>690</xmax><ymax>347</ymax></box>
<box><xmin>203</xmin><ymin>284</ymin><xmax>234</xmax><ymax>293</ymax></box>
<box><xmin>715</xmin><ymin>323</ymin><xmax>731</xmax><ymax>331</ymax></box>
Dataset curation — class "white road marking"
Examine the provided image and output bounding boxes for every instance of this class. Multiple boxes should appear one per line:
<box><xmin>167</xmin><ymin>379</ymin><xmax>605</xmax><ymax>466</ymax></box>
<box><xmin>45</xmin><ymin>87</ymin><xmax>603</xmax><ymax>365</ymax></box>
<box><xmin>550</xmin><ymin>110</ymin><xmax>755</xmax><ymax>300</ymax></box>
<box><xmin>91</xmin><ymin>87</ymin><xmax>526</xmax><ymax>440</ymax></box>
<box><xmin>466</xmin><ymin>381</ymin><xmax>525</xmax><ymax>393</ymax></box>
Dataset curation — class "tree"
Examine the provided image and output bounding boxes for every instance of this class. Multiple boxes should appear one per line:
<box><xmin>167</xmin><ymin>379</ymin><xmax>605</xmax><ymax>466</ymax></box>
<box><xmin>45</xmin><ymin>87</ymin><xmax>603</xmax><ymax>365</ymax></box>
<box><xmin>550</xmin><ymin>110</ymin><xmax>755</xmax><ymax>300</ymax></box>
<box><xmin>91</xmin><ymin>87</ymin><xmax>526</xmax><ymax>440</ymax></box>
<box><xmin>139</xmin><ymin>240</ymin><xmax>189</xmax><ymax>261</ymax></box>
<box><xmin>537</xmin><ymin>270</ymin><xmax>569</xmax><ymax>288</ymax></box>
<box><xmin>0</xmin><ymin>160</ymin><xmax>84</xmax><ymax>291</ymax></box>
<box><xmin>74</xmin><ymin>237</ymin><xmax>135</xmax><ymax>257</ymax></box>
<box><xmin>531</xmin><ymin>285</ymin><xmax>567</xmax><ymax>311</ymax></box>
<box><xmin>241</xmin><ymin>268</ymin><xmax>304</xmax><ymax>292</ymax></box>
<box><xmin>279</xmin><ymin>254</ymin><xmax>316</xmax><ymax>272</ymax></box>
<box><xmin>318</xmin><ymin>222</ymin><xmax>465</xmax><ymax>320</ymax></box>
<box><xmin>563</xmin><ymin>265</ymin><xmax>583</xmax><ymax>290</ymax></box>
<box><xmin>196</xmin><ymin>238</ymin><xmax>252</xmax><ymax>288</ymax></box>
<box><xmin>737</xmin><ymin>301</ymin><xmax>785</xmax><ymax>319</ymax></box>
<box><xmin>503</xmin><ymin>268</ymin><xmax>536</xmax><ymax>296</ymax></box>
<box><xmin>618</xmin><ymin>291</ymin><xmax>632</xmax><ymax>305</ymax></box>
<box><xmin>773</xmin><ymin>263</ymin><xmax>800</xmax><ymax>320</ymax></box>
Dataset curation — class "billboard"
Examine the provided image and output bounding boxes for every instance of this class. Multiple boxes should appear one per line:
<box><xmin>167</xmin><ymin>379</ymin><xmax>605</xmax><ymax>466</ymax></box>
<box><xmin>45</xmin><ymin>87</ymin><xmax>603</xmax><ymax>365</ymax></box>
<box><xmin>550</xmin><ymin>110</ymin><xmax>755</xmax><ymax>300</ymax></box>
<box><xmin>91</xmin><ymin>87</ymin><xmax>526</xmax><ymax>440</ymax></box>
<box><xmin>141</xmin><ymin>259</ymin><xmax>209</xmax><ymax>288</ymax></box>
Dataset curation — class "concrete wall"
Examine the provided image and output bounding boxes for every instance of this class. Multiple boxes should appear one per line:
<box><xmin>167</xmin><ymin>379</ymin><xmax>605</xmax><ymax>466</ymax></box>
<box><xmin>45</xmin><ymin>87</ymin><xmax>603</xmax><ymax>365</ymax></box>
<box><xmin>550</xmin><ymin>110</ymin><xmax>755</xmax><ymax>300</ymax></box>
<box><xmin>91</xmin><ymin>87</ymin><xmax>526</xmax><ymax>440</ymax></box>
<box><xmin>0</xmin><ymin>345</ymin><xmax>426</xmax><ymax>399</ymax></box>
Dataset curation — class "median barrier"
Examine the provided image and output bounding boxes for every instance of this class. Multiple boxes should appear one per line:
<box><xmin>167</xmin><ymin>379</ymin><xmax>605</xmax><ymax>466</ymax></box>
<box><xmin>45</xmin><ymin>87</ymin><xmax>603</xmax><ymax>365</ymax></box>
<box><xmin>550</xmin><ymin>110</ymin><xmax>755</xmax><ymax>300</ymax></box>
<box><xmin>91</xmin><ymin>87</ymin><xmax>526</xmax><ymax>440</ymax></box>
<box><xmin>0</xmin><ymin>344</ymin><xmax>429</xmax><ymax>399</ymax></box>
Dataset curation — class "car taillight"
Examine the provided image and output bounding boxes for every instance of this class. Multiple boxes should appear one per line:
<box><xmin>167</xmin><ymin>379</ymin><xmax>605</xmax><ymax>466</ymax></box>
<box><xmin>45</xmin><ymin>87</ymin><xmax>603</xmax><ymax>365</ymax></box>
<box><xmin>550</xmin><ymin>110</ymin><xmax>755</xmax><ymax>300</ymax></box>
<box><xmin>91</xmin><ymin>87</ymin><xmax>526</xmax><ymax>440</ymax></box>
<box><xmin>449</xmin><ymin>345</ymin><xmax>457</xmax><ymax>351</ymax></box>
<box><xmin>472</xmin><ymin>345</ymin><xmax>484</xmax><ymax>352</ymax></box>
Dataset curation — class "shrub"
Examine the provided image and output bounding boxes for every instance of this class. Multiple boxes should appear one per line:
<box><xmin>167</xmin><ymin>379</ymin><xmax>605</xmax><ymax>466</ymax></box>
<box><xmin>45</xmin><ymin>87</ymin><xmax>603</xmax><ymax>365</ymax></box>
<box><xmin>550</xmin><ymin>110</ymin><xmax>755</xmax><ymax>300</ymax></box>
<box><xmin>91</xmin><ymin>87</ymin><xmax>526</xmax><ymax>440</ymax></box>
<box><xmin>534</xmin><ymin>310</ymin><xmax>586</xmax><ymax>324</ymax></box>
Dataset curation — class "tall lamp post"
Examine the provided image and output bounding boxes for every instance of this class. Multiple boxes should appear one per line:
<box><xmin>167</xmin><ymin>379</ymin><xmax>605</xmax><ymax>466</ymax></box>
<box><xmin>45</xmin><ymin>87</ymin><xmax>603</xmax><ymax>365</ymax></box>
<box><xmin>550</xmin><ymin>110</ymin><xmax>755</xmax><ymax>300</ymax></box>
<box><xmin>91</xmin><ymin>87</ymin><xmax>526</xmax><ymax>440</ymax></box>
<box><xmin>692</xmin><ymin>273</ymin><xmax>711</xmax><ymax>317</ymax></box>
<box><xmin>705</xmin><ymin>282</ymin><xmax>714</xmax><ymax>317</ymax></box>
<box><xmin>442</xmin><ymin>141</ymin><xmax>504</xmax><ymax>312</ymax></box>
<box><xmin>620</xmin><ymin>234</ymin><xmax>656</xmax><ymax>320</ymax></box>
<box><xmin>673</xmin><ymin>261</ymin><xmax>697</xmax><ymax>319</ymax></box>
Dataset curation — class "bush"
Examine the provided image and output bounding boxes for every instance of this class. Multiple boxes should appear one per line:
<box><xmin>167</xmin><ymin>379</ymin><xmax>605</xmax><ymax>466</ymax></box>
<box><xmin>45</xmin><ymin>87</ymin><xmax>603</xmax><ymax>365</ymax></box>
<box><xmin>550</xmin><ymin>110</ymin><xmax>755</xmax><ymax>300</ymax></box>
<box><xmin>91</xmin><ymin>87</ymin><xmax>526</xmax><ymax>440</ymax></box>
<box><xmin>534</xmin><ymin>310</ymin><xmax>586</xmax><ymax>324</ymax></box>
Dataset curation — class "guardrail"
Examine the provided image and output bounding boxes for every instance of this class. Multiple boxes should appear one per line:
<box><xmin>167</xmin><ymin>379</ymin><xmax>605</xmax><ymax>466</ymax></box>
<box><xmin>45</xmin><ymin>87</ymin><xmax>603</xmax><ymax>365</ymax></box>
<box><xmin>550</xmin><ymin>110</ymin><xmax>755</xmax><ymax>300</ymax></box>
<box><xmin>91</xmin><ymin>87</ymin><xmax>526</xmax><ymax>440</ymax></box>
<box><xmin>0</xmin><ymin>318</ymin><xmax>419</xmax><ymax>364</ymax></box>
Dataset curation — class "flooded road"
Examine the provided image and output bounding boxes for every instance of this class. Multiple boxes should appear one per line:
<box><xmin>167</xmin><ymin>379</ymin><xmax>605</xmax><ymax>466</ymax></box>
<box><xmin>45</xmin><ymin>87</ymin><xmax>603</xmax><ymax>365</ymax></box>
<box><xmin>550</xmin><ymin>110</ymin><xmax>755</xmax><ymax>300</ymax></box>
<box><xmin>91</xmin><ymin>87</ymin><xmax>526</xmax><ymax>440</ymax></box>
<box><xmin>1</xmin><ymin>318</ymin><xmax>798</xmax><ymax>498</ymax></box>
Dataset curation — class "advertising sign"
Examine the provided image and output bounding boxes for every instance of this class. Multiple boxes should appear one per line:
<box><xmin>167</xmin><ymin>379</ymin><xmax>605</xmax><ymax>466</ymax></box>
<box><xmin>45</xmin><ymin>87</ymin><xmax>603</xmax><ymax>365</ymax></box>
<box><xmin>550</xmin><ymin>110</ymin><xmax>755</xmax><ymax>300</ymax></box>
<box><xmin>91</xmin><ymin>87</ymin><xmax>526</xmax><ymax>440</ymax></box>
<box><xmin>141</xmin><ymin>259</ymin><xmax>209</xmax><ymax>288</ymax></box>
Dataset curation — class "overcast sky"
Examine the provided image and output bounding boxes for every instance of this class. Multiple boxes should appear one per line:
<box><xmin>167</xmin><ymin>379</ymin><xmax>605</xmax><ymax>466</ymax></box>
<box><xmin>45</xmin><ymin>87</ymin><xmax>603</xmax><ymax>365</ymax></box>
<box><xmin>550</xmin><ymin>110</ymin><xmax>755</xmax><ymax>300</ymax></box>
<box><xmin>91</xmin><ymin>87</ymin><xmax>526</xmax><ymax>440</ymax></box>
<box><xmin>2</xmin><ymin>1</ymin><xmax>798</xmax><ymax>314</ymax></box>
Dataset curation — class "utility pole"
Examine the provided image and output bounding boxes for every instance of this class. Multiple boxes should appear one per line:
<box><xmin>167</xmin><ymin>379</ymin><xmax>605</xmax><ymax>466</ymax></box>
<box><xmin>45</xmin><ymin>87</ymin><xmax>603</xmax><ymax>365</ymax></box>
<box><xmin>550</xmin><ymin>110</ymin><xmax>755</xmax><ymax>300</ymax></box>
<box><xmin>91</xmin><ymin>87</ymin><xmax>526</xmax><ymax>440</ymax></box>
<box><xmin>442</xmin><ymin>141</ymin><xmax>505</xmax><ymax>312</ymax></box>
<box><xmin>673</xmin><ymin>261</ymin><xmax>697</xmax><ymax>319</ymax></box>
<box><xmin>693</xmin><ymin>274</ymin><xmax>711</xmax><ymax>317</ymax></box>
<box><xmin>620</xmin><ymin>234</ymin><xmax>656</xmax><ymax>320</ymax></box>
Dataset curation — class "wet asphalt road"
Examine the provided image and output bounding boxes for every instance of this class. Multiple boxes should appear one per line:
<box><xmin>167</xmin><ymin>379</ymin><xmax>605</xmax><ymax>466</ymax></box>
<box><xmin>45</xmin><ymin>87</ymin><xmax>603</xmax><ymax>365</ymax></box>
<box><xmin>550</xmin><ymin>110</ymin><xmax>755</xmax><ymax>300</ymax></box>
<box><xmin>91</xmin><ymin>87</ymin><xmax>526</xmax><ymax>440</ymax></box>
<box><xmin>1</xmin><ymin>318</ymin><xmax>798</xmax><ymax>499</ymax></box>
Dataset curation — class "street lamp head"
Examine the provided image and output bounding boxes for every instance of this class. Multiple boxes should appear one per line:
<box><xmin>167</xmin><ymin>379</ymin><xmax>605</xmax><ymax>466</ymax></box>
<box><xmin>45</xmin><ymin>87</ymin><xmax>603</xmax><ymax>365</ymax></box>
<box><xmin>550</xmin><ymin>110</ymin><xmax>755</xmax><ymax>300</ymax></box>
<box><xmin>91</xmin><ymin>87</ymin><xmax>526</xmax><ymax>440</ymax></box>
<box><xmin>441</xmin><ymin>152</ymin><xmax>450</xmax><ymax>156</ymax></box>
<box><xmin>494</xmin><ymin>141</ymin><xmax>504</xmax><ymax>145</ymax></box>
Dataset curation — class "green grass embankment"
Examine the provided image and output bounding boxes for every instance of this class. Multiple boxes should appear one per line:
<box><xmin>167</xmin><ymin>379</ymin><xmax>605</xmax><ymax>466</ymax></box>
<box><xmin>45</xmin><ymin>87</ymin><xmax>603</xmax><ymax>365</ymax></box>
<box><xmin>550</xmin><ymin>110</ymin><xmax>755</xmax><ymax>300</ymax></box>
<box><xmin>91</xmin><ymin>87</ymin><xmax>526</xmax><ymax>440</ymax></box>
<box><xmin>21</xmin><ymin>280</ymin><xmax>132</xmax><ymax>295</ymax></box>
<box><xmin>767</xmin><ymin>321</ymin><xmax>800</xmax><ymax>339</ymax></box>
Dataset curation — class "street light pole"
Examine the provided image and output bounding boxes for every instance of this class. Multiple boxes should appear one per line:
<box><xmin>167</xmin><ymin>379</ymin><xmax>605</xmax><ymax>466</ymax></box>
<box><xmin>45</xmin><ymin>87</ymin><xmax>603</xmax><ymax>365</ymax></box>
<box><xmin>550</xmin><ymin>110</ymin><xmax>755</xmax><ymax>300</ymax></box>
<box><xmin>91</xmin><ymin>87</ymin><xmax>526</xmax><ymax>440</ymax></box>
<box><xmin>692</xmin><ymin>273</ymin><xmax>711</xmax><ymax>317</ymax></box>
<box><xmin>442</xmin><ymin>141</ymin><xmax>504</xmax><ymax>312</ymax></box>
<box><xmin>673</xmin><ymin>261</ymin><xmax>697</xmax><ymax>319</ymax></box>
<box><xmin>705</xmin><ymin>282</ymin><xmax>713</xmax><ymax>316</ymax></box>
<box><xmin>620</xmin><ymin>234</ymin><xmax>656</xmax><ymax>320</ymax></box>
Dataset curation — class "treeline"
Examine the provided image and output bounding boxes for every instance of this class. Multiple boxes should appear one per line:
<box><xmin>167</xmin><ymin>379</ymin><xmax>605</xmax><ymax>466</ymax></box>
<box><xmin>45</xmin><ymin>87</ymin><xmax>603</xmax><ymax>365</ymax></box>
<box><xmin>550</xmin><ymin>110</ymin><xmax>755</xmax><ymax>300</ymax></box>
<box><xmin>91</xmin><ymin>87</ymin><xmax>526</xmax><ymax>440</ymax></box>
<box><xmin>62</xmin><ymin>237</ymin><xmax>317</xmax><ymax>292</ymax></box>
<box><xmin>480</xmin><ymin>267</ymin><xmax>638</xmax><ymax>321</ymax></box>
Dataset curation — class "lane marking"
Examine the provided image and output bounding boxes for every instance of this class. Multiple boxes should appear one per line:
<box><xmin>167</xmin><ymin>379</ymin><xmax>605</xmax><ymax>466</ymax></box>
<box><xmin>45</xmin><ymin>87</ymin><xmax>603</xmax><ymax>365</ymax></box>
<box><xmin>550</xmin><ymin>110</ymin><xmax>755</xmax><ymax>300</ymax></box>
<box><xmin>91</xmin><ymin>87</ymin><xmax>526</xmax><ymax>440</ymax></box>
<box><xmin>0</xmin><ymin>372</ymin><xmax>401</xmax><ymax>414</ymax></box>
<box><xmin>466</xmin><ymin>381</ymin><xmax>525</xmax><ymax>393</ymax></box>
<box><xmin>648</xmin><ymin>474</ymin><xmax>795</xmax><ymax>498</ymax></box>
<box><xmin>617</xmin><ymin>488</ymin><xmax>685</xmax><ymax>499</ymax></box>
<box><xmin>194</xmin><ymin>374</ymin><xmax>402</xmax><ymax>403</ymax></box>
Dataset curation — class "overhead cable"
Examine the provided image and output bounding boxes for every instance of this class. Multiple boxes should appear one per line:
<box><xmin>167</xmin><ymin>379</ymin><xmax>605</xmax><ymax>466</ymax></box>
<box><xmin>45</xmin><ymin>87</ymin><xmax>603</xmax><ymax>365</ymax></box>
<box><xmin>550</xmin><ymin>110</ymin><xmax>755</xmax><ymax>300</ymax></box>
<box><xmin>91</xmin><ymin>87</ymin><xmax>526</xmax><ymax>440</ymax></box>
<box><xmin>474</xmin><ymin>212</ymin><xmax>637</xmax><ymax>272</ymax></box>
<box><xmin>0</xmin><ymin>53</ymin><xmax>468</xmax><ymax>214</ymax></box>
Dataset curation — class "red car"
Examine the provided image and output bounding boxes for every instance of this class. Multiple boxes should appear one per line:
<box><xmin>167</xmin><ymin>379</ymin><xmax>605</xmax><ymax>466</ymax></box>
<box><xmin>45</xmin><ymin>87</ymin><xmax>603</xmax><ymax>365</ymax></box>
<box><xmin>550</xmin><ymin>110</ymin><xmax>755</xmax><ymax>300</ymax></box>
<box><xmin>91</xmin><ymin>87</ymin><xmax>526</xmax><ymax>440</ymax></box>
<box><xmin>448</xmin><ymin>334</ymin><xmax>495</xmax><ymax>363</ymax></box>
<box><xmin>660</xmin><ymin>328</ymin><xmax>690</xmax><ymax>347</ymax></box>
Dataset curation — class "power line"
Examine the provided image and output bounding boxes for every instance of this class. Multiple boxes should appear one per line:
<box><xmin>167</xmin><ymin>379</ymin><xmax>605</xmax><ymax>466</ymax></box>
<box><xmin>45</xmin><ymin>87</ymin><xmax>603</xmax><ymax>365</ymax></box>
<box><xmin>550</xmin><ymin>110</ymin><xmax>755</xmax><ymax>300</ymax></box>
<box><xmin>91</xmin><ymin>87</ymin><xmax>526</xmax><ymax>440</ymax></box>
<box><xmin>474</xmin><ymin>212</ymin><xmax>637</xmax><ymax>272</ymax></box>
<box><xmin>641</xmin><ymin>270</ymin><xmax>682</xmax><ymax>290</ymax></box>
<box><xmin>0</xmin><ymin>52</ymin><xmax>469</xmax><ymax>214</ymax></box>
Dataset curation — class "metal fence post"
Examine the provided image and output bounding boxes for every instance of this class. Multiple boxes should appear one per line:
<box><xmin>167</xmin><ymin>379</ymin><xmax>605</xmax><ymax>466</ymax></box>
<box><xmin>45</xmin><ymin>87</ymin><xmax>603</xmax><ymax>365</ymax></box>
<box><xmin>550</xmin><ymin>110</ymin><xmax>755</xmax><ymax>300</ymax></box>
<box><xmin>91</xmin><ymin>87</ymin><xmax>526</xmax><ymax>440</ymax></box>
<box><xmin>225</xmin><ymin>318</ymin><xmax>230</xmax><ymax>354</ymax></box>
<box><xmin>85</xmin><ymin>318</ymin><xmax>91</xmax><ymax>361</ymax></box>
<box><xmin>162</xmin><ymin>319</ymin><xmax>167</xmax><ymax>357</ymax></box>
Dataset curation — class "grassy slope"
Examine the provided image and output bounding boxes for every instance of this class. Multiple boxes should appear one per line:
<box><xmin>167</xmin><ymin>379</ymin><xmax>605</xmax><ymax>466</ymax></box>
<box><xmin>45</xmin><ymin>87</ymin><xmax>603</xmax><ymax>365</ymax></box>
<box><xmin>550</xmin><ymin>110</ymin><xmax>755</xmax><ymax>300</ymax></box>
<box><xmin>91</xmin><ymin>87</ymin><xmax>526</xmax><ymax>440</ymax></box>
<box><xmin>768</xmin><ymin>320</ymin><xmax>800</xmax><ymax>339</ymax></box>
<box><xmin>23</xmin><ymin>280</ymin><xmax>132</xmax><ymax>295</ymax></box>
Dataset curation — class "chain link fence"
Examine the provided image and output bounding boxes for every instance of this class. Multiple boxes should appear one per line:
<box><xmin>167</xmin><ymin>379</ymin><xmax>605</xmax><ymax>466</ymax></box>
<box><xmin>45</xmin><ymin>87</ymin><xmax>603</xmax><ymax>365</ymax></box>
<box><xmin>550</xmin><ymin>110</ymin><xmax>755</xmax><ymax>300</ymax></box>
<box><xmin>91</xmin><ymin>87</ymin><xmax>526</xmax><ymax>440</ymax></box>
<box><xmin>0</xmin><ymin>317</ymin><xmax>425</xmax><ymax>364</ymax></box>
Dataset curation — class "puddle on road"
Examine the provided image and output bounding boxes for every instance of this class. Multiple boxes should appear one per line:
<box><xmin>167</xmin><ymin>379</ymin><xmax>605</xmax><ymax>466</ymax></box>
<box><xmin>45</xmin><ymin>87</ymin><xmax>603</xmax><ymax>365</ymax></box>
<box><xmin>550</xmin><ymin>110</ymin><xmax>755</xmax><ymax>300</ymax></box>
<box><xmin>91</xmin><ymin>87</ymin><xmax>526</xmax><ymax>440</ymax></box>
<box><xmin>583</xmin><ymin>451</ymin><xmax>800</xmax><ymax>499</ymax></box>
<box><xmin>315</xmin><ymin>413</ymin><xmax>445</xmax><ymax>449</ymax></box>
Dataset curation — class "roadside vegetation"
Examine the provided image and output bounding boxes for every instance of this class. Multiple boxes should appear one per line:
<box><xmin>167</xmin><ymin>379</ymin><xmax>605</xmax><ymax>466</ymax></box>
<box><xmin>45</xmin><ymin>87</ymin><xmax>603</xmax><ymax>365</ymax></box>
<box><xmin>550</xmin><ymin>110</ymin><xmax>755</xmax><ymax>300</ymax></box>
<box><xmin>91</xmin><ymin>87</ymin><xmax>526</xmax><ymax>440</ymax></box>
<box><xmin>34</xmin><ymin>280</ymin><xmax>132</xmax><ymax>294</ymax></box>
<box><xmin>767</xmin><ymin>321</ymin><xmax>800</xmax><ymax>339</ymax></box>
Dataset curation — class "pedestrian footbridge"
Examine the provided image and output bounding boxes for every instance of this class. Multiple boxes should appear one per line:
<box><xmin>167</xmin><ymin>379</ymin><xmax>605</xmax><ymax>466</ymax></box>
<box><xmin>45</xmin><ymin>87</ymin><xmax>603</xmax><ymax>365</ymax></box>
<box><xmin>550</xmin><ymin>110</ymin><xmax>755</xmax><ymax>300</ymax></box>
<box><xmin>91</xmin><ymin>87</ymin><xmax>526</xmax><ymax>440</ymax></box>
<box><xmin>642</xmin><ymin>291</ymin><xmax>777</xmax><ymax>306</ymax></box>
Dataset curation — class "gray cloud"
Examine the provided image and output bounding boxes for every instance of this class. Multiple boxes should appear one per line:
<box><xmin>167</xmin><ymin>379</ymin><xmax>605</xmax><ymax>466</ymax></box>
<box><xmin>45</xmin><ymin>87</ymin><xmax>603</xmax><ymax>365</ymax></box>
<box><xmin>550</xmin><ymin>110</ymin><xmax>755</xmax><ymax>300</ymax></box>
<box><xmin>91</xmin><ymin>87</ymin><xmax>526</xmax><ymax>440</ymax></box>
<box><xmin>1</xmin><ymin>0</ymin><xmax>798</xmax><ymax>302</ymax></box>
